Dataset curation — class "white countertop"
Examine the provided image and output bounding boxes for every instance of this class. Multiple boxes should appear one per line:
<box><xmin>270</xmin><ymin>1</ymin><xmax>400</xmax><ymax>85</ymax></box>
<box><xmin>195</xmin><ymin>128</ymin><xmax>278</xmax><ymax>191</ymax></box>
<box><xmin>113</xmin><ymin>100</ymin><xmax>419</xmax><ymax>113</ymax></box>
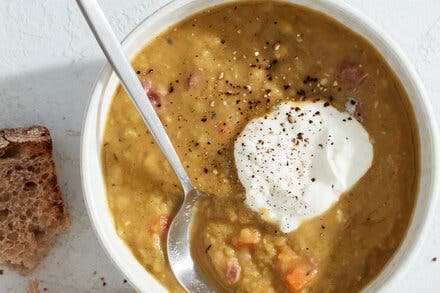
<box><xmin>0</xmin><ymin>0</ymin><xmax>439</xmax><ymax>292</ymax></box>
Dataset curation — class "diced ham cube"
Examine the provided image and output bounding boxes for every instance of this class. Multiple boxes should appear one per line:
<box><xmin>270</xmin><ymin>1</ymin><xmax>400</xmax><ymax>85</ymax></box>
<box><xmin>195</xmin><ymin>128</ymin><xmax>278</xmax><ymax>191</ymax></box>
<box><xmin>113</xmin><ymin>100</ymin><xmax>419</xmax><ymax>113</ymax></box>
<box><xmin>336</xmin><ymin>61</ymin><xmax>369</xmax><ymax>90</ymax></box>
<box><xmin>225</xmin><ymin>257</ymin><xmax>241</xmax><ymax>284</ymax></box>
<box><xmin>141</xmin><ymin>78</ymin><xmax>167</xmax><ymax>112</ymax></box>
<box><xmin>186</xmin><ymin>71</ymin><xmax>198</xmax><ymax>89</ymax></box>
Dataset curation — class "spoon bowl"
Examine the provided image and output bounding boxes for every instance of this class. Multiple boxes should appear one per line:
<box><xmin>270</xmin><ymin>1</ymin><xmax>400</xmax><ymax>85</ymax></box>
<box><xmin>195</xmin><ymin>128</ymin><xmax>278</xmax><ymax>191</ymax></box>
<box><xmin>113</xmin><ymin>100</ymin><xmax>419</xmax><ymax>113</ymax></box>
<box><xmin>167</xmin><ymin>189</ymin><xmax>214</xmax><ymax>292</ymax></box>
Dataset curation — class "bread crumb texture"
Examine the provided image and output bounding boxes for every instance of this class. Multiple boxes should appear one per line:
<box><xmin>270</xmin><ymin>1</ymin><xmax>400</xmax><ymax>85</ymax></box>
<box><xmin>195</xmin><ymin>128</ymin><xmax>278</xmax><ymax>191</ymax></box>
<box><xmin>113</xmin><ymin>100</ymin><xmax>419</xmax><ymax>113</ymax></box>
<box><xmin>0</xmin><ymin>126</ymin><xmax>70</xmax><ymax>275</ymax></box>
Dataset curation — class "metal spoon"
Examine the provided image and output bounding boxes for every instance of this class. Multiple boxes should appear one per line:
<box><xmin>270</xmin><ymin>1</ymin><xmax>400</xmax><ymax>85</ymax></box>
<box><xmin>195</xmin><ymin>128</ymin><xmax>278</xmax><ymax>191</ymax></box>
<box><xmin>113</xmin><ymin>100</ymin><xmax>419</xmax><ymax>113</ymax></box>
<box><xmin>76</xmin><ymin>1</ymin><xmax>213</xmax><ymax>292</ymax></box>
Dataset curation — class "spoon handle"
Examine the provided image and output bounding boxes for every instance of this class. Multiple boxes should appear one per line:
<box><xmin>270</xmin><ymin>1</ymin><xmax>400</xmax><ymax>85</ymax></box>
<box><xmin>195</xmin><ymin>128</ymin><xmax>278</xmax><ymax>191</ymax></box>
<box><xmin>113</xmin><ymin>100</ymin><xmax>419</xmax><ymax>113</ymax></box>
<box><xmin>76</xmin><ymin>0</ymin><xmax>193</xmax><ymax>194</ymax></box>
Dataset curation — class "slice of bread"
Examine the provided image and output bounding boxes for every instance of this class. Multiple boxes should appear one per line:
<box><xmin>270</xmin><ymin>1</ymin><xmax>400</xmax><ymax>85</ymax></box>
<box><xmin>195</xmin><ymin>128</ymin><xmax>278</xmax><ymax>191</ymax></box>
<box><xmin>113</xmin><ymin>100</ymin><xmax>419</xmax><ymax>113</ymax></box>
<box><xmin>0</xmin><ymin>126</ymin><xmax>70</xmax><ymax>274</ymax></box>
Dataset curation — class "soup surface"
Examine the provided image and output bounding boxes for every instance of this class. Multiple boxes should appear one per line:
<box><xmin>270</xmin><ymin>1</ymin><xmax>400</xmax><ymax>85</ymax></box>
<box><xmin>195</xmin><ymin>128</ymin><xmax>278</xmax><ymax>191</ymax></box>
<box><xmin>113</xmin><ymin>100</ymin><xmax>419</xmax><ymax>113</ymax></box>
<box><xmin>101</xmin><ymin>1</ymin><xmax>419</xmax><ymax>292</ymax></box>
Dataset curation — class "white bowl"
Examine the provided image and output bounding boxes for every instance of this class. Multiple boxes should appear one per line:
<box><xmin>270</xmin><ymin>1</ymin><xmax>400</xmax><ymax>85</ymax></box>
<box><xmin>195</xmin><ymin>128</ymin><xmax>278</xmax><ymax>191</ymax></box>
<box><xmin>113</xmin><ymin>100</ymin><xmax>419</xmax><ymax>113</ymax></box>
<box><xmin>81</xmin><ymin>0</ymin><xmax>440</xmax><ymax>292</ymax></box>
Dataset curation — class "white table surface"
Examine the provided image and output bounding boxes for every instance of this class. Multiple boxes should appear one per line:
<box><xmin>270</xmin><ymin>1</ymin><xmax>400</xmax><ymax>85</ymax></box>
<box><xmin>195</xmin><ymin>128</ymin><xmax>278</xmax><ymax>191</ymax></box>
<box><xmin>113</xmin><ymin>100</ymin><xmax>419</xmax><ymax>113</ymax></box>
<box><xmin>0</xmin><ymin>0</ymin><xmax>439</xmax><ymax>292</ymax></box>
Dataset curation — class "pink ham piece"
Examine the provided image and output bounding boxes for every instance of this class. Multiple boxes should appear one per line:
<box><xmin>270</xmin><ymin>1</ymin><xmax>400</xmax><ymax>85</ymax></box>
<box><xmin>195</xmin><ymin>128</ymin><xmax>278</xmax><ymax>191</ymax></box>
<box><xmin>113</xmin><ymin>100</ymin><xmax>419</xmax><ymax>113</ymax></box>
<box><xmin>336</xmin><ymin>61</ymin><xmax>369</xmax><ymax>90</ymax></box>
<box><xmin>185</xmin><ymin>71</ymin><xmax>198</xmax><ymax>89</ymax></box>
<box><xmin>141</xmin><ymin>78</ymin><xmax>167</xmax><ymax>112</ymax></box>
<box><xmin>225</xmin><ymin>258</ymin><xmax>241</xmax><ymax>284</ymax></box>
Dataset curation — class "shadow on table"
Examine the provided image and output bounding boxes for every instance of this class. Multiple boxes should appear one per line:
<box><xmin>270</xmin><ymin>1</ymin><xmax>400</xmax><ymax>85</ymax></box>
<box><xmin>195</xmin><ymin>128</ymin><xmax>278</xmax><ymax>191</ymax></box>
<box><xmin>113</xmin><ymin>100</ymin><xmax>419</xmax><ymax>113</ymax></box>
<box><xmin>0</xmin><ymin>62</ymin><xmax>135</xmax><ymax>292</ymax></box>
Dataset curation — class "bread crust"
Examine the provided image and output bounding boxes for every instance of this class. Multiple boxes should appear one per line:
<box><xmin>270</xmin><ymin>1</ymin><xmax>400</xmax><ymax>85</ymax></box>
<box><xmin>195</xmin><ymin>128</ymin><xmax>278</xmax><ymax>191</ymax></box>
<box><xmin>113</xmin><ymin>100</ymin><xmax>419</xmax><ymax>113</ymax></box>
<box><xmin>0</xmin><ymin>126</ymin><xmax>70</xmax><ymax>274</ymax></box>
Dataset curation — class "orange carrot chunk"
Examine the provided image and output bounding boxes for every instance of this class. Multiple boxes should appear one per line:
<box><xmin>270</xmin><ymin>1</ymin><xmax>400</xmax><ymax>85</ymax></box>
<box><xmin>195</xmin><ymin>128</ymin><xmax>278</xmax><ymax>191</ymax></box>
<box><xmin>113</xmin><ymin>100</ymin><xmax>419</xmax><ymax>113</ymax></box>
<box><xmin>284</xmin><ymin>264</ymin><xmax>318</xmax><ymax>291</ymax></box>
<box><xmin>150</xmin><ymin>215</ymin><xmax>170</xmax><ymax>234</ymax></box>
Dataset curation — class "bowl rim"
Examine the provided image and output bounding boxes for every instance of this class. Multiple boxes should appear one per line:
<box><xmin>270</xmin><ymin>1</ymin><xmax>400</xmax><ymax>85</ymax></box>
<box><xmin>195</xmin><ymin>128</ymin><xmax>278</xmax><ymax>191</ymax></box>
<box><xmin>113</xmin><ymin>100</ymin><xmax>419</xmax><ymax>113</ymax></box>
<box><xmin>80</xmin><ymin>0</ymin><xmax>440</xmax><ymax>292</ymax></box>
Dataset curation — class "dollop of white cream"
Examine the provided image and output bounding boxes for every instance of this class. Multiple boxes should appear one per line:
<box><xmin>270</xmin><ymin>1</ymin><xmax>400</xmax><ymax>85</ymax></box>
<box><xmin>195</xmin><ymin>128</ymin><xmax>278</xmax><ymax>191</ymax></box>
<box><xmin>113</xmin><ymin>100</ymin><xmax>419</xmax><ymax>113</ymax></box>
<box><xmin>234</xmin><ymin>101</ymin><xmax>373</xmax><ymax>233</ymax></box>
